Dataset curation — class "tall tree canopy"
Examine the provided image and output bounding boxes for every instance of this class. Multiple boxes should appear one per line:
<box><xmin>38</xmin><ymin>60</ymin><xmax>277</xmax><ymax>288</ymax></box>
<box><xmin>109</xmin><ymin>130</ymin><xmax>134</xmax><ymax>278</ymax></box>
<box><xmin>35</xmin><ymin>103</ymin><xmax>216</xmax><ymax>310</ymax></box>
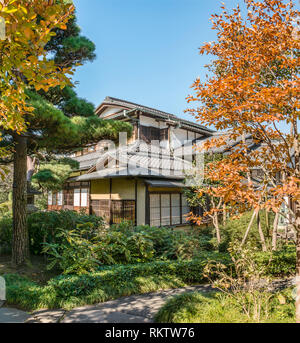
<box><xmin>187</xmin><ymin>0</ymin><xmax>299</xmax><ymax>321</ymax></box>
<box><xmin>0</xmin><ymin>1</ymin><xmax>132</xmax><ymax>266</ymax></box>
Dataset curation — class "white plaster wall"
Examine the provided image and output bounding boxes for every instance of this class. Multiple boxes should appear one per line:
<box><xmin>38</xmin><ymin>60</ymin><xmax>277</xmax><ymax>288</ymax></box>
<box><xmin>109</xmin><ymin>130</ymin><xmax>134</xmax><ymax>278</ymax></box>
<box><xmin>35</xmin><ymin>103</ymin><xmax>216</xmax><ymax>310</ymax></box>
<box><xmin>140</xmin><ymin>115</ymin><xmax>160</xmax><ymax>128</ymax></box>
<box><xmin>100</xmin><ymin>107</ymin><xmax>123</xmax><ymax>118</ymax></box>
<box><xmin>170</xmin><ymin>128</ymin><xmax>188</xmax><ymax>149</ymax></box>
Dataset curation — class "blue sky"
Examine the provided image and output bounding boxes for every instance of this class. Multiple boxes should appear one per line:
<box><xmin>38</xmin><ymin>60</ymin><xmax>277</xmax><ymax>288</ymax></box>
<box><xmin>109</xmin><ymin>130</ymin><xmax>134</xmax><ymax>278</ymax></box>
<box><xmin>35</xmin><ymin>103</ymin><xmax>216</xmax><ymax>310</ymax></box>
<box><xmin>72</xmin><ymin>0</ymin><xmax>241</xmax><ymax>124</ymax></box>
<box><xmin>72</xmin><ymin>0</ymin><xmax>294</xmax><ymax>133</ymax></box>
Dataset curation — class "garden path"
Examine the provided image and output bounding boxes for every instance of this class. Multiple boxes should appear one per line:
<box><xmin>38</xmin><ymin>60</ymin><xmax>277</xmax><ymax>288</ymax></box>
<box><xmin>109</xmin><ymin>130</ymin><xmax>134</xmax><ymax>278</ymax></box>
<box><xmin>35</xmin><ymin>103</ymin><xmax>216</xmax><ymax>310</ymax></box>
<box><xmin>26</xmin><ymin>284</ymin><xmax>213</xmax><ymax>323</ymax></box>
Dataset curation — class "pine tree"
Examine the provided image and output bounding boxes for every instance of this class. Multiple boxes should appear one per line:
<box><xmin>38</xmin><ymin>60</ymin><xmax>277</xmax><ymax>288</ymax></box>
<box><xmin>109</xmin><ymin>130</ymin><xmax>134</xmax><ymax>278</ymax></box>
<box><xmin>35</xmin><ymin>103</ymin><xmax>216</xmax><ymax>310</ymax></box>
<box><xmin>0</xmin><ymin>10</ymin><xmax>132</xmax><ymax>266</ymax></box>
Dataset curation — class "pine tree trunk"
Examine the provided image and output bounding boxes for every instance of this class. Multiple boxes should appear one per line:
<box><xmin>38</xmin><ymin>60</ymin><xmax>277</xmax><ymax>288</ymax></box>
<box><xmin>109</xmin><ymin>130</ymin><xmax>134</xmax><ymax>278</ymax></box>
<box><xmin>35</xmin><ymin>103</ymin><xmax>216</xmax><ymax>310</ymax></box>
<box><xmin>12</xmin><ymin>134</ymin><xmax>29</xmax><ymax>266</ymax></box>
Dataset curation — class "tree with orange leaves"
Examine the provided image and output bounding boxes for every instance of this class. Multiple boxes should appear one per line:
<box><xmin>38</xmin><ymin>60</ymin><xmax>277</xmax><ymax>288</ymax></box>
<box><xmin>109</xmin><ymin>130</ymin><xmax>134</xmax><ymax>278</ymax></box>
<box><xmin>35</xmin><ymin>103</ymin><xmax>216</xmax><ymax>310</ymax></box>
<box><xmin>187</xmin><ymin>0</ymin><xmax>300</xmax><ymax>321</ymax></box>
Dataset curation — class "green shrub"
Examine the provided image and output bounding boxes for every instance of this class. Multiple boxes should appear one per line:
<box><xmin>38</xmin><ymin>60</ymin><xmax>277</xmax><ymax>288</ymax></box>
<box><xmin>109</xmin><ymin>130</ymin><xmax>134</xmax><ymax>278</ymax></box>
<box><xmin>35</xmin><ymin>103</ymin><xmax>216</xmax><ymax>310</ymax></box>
<box><xmin>154</xmin><ymin>289</ymin><xmax>295</xmax><ymax>323</ymax></box>
<box><xmin>0</xmin><ymin>214</ymin><xmax>13</xmax><ymax>254</ymax></box>
<box><xmin>255</xmin><ymin>244</ymin><xmax>296</xmax><ymax>277</ymax></box>
<box><xmin>45</xmin><ymin>222</ymin><xmax>218</xmax><ymax>274</ymax></box>
<box><xmin>43</xmin><ymin>225</ymin><xmax>103</xmax><ymax>275</ymax></box>
<box><xmin>27</xmin><ymin>210</ymin><xmax>105</xmax><ymax>255</ymax></box>
<box><xmin>117</xmin><ymin>223</ymin><xmax>215</xmax><ymax>259</ymax></box>
<box><xmin>96</xmin><ymin>229</ymin><xmax>155</xmax><ymax>265</ymax></box>
<box><xmin>0</xmin><ymin>201</ymin><xmax>12</xmax><ymax>216</ymax></box>
<box><xmin>220</xmin><ymin>211</ymin><xmax>274</xmax><ymax>251</ymax></box>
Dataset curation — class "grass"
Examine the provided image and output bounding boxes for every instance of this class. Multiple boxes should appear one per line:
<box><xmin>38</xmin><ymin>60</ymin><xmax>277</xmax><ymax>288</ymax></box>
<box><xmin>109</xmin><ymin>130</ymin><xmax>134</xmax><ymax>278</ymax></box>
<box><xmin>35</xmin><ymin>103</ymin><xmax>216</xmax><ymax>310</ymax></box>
<box><xmin>4</xmin><ymin>272</ymin><xmax>190</xmax><ymax>312</ymax></box>
<box><xmin>154</xmin><ymin>290</ymin><xmax>296</xmax><ymax>323</ymax></box>
<box><xmin>3</xmin><ymin>255</ymin><xmax>230</xmax><ymax>312</ymax></box>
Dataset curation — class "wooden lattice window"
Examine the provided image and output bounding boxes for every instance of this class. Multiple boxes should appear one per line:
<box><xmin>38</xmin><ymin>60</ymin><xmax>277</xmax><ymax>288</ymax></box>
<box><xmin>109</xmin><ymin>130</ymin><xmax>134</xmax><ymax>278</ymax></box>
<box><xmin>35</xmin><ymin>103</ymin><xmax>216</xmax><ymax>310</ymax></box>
<box><xmin>63</xmin><ymin>189</ymin><xmax>74</xmax><ymax>206</ymax></box>
<box><xmin>140</xmin><ymin>126</ymin><xmax>160</xmax><ymax>143</ymax></box>
<box><xmin>111</xmin><ymin>200</ymin><xmax>135</xmax><ymax>224</ymax></box>
<box><xmin>90</xmin><ymin>200</ymin><xmax>135</xmax><ymax>224</ymax></box>
<box><xmin>160</xmin><ymin>128</ymin><xmax>169</xmax><ymax>141</ymax></box>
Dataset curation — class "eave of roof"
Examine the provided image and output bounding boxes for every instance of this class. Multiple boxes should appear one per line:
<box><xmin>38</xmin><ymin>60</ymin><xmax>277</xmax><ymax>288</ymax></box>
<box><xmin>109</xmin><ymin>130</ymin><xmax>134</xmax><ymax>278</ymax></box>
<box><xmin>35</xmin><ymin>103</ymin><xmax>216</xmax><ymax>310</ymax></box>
<box><xmin>96</xmin><ymin>96</ymin><xmax>215</xmax><ymax>135</ymax></box>
<box><xmin>71</xmin><ymin>168</ymin><xmax>186</xmax><ymax>182</ymax></box>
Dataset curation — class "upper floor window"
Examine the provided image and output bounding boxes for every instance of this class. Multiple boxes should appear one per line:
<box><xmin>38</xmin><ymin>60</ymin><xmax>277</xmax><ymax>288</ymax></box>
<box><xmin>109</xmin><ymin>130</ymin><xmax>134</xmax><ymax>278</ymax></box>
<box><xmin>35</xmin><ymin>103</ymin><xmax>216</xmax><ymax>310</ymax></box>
<box><xmin>140</xmin><ymin>125</ymin><xmax>169</xmax><ymax>143</ymax></box>
<box><xmin>140</xmin><ymin>126</ymin><xmax>160</xmax><ymax>143</ymax></box>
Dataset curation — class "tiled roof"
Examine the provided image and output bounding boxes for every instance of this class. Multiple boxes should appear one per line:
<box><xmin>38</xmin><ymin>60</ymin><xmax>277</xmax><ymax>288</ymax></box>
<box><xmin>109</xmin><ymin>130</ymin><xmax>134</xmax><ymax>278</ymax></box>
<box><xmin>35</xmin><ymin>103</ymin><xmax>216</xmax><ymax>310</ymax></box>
<box><xmin>97</xmin><ymin>96</ymin><xmax>215</xmax><ymax>134</ymax></box>
<box><xmin>72</xmin><ymin>140</ymin><xmax>193</xmax><ymax>180</ymax></box>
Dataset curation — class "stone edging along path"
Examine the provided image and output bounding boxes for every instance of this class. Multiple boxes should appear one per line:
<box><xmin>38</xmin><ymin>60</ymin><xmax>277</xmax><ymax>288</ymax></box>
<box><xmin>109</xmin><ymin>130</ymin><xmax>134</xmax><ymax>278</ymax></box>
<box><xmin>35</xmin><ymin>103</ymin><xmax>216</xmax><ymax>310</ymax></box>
<box><xmin>26</xmin><ymin>284</ymin><xmax>213</xmax><ymax>323</ymax></box>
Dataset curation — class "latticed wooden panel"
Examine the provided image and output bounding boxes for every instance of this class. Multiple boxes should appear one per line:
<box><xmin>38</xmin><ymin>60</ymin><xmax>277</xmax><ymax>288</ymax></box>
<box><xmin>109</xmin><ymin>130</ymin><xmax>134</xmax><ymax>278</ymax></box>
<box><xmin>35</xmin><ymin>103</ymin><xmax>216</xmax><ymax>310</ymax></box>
<box><xmin>91</xmin><ymin>199</ymin><xmax>110</xmax><ymax>220</ymax></box>
<box><xmin>63</xmin><ymin>189</ymin><xmax>74</xmax><ymax>206</ymax></box>
<box><xmin>91</xmin><ymin>200</ymin><xmax>135</xmax><ymax>224</ymax></box>
<box><xmin>111</xmin><ymin>200</ymin><xmax>135</xmax><ymax>224</ymax></box>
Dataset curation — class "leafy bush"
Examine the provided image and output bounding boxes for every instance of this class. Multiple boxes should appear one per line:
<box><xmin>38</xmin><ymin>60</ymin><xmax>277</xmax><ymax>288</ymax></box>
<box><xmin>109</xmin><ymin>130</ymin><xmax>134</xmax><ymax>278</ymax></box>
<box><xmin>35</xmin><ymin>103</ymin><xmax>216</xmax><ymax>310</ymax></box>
<box><xmin>118</xmin><ymin>223</ymin><xmax>215</xmax><ymax>259</ymax></box>
<box><xmin>0</xmin><ymin>201</ymin><xmax>12</xmax><ymax>217</ymax></box>
<box><xmin>43</xmin><ymin>225</ymin><xmax>103</xmax><ymax>275</ymax></box>
<box><xmin>43</xmin><ymin>224</ymin><xmax>156</xmax><ymax>274</ymax></box>
<box><xmin>4</xmin><ymin>253</ymin><xmax>229</xmax><ymax>311</ymax></box>
<box><xmin>255</xmin><ymin>244</ymin><xmax>296</xmax><ymax>277</ymax></box>
<box><xmin>96</xmin><ymin>229</ymin><xmax>154</xmax><ymax>264</ymax></box>
<box><xmin>154</xmin><ymin>289</ymin><xmax>295</xmax><ymax>323</ymax></box>
<box><xmin>28</xmin><ymin>210</ymin><xmax>105</xmax><ymax>255</ymax></box>
<box><xmin>0</xmin><ymin>214</ymin><xmax>13</xmax><ymax>254</ymax></box>
<box><xmin>220</xmin><ymin>211</ymin><xmax>274</xmax><ymax>251</ymax></box>
<box><xmin>43</xmin><ymin>221</ymin><xmax>219</xmax><ymax>274</ymax></box>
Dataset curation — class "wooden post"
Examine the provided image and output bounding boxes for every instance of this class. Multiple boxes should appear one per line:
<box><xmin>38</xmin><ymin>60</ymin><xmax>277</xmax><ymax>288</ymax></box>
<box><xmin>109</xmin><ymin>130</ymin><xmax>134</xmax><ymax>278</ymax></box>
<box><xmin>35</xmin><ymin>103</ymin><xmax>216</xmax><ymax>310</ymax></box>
<box><xmin>109</xmin><ymin>178</ymin><xmax>112</xmax><ymax>225</ymax></box>
<box><xmin>145</xmin><ymin>184</ymin><xmax>150</xmax><ymax>225</ymax></box>
<box><xmin>135</xmin><ymin>179</ymin><xmax>138</xmax><ymax>226</ymax></box>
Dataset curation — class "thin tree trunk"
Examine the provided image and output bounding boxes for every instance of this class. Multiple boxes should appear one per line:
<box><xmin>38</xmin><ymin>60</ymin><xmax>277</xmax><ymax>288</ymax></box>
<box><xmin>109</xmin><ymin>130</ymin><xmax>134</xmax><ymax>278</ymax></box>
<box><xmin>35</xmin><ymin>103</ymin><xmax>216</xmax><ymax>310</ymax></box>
<box><xmin>223</xmin><ymin>203</ymin><xmax>226</xmax><ymax>226</ymax></box>
<box><xmin>272</xmin><ymin>212</ymin><xmax>279</xmax><ymax>251</ymax></box>
<box><xmin>296</xmin><ymin>202</ymin><xmax>300</xmax><ymax>323</ymax></box>
<box><xmin>12</xmin><ymin>134</ymin><xmax>29</xmax><ymax>266</ymax></box>
<box><xmin>211</xmin><ymin>198</ymin><xmax>221</xmax><ymax>244</ymax></box>
<box><xmin>265</xmin><ymin>209</ymin><xmax>270</xmax><ymax>237</ymax></box>
<box><xmin>257</xmin><ymin>212</ymin><xmax>267</xmax><ymax>252</ymax></box>
<box><xmin>215</xmin><ymin>213</ymin><xmax>221</xmax><ymax>244</ymax></box>
<box><xmin>241</xmin><ymin>210</ymin><xmax>257</xmax><ymax>246</ymax></box>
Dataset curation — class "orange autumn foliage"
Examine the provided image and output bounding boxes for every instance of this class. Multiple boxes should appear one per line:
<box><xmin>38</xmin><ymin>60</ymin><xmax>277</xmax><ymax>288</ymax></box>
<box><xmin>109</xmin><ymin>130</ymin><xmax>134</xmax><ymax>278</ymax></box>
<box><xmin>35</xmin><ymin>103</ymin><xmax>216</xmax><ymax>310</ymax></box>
<box><xmin>187</xmin><ymin>0</ymin><xmax>299</xmax><ymax>220</ymax></box>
